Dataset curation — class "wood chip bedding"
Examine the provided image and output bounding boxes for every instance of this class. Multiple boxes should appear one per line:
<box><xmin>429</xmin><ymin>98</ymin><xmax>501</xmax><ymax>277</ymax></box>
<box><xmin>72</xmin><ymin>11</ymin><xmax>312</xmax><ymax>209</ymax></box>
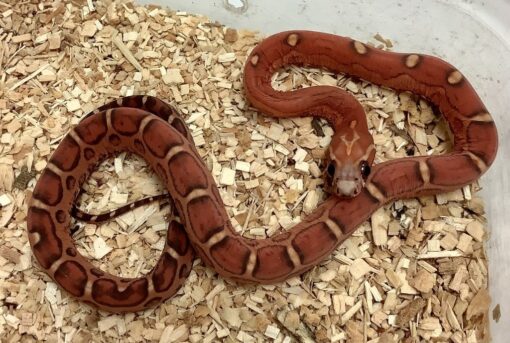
<box><xmin>0</xmin><ymin>0</ymin><xmax>491</xmax><ymax>341</ymax></box>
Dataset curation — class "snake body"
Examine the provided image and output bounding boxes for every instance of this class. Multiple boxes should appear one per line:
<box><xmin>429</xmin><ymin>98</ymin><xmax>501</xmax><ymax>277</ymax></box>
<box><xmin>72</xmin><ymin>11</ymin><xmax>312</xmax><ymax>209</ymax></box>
<box><xmin>27</xmin><ymin>31</ymin><xmax>498</xmax><ymax>312</ymax></box>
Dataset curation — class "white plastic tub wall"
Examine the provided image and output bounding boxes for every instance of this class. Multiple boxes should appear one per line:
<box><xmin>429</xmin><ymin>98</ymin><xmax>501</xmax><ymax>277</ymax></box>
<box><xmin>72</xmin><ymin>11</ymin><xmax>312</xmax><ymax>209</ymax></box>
<box><xmin>139</xmin><ymin>0</ymin><xmax>510</xmax><ymax>339</ymax></box>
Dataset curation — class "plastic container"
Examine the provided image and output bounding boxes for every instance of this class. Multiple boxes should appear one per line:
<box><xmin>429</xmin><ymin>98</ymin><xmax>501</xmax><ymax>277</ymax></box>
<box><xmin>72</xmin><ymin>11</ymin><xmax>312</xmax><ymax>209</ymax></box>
<box><xmin>141</xmin><ymin>0</ymin><xmax>510</xmax><ymax>338</ymax></box>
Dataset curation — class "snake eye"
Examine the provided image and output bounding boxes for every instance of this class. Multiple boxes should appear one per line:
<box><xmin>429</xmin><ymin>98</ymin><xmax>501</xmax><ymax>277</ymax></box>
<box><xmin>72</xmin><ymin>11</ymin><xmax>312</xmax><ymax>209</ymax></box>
<box><xmin>360</xmin><ymin>160</ymin><xmax>371</xmax><ymax>179</ymax></box>
<box><xmin>326</xmin><ymin>161</ymin><xmax>336</xmax><ymax>177</ymax></box>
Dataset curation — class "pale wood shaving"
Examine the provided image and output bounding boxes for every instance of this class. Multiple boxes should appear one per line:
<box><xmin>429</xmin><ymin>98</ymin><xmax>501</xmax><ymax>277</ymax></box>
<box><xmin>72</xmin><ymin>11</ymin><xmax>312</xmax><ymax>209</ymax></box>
<box><xmin>112</xmin><ymin>34</ymin><xmax>143</xmax><ymax>72</ymax></box>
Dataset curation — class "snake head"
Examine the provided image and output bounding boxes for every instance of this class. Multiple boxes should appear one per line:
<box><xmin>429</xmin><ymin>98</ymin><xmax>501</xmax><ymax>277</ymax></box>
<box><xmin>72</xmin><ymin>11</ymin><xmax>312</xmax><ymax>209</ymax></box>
<box><xmin>324</xmin><ymin>120</ymin><xmax>375</xmax><ymax>198</ymax></box>
<box><xmin>324</xmin><ymin>159</ymin><xmax>372</xmax><ymax>197</ymax></box>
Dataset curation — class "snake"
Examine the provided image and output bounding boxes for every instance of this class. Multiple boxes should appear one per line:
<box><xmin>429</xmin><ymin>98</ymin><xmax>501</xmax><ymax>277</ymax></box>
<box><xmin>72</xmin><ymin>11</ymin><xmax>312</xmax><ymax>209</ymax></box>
<box><xmin>27</xmin><ymin>30</ymin><xmax>498</xmax><ymax>312</ymax></box>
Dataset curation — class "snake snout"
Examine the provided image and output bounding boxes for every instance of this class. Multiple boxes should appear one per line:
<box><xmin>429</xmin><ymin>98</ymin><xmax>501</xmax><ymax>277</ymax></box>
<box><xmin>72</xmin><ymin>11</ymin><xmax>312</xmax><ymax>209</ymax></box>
<box><xmin>331</xmin><ymin>163</ymin><xmax>363</xmax><ymax>198</ymax></box>
<box><xmin>336</xmin><ymin>179</ymin><xmax>362</xmax><ymax>197</ymax></box>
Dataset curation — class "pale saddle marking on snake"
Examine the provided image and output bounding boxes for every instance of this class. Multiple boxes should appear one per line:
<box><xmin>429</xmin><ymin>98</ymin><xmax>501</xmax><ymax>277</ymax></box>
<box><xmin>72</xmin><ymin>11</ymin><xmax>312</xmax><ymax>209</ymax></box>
<box><xmin>27</xmin><ymin>31</ymin><xmax>498</xmax><ymax>312</ymax></box>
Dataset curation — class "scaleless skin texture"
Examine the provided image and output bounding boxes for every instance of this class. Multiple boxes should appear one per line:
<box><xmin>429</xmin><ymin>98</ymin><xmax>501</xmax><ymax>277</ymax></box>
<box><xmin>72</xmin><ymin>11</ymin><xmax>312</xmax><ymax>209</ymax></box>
<box><xmin>27</xmin><ymin>30</ymin><xmax>498</xmax><ymax>312</ymax></box>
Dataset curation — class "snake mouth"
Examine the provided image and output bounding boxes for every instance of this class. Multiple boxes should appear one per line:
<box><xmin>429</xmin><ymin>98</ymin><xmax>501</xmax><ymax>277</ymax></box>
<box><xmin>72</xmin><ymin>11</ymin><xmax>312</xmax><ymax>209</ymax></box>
<box><xmin>324</xmin><ymin>161</ymin><xmax>364</xmax><ymax>198</ymax></box>
<box><xmin>336</xmin><ymin>179</ymin><xmax>362</xmax><ymax>197</ymax></box>
<box><xmin>324</xmin><ymin>174</ymin><xmax>364</xmax><ymax>198</ymax></box>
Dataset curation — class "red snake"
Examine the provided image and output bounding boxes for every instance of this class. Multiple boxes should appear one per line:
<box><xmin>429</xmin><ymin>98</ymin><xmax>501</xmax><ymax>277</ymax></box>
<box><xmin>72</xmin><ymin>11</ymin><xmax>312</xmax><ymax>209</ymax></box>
<box><xmin>27</xmin><ymin>31</ymin><xmax>498</xmax><ymax>312</ymax></box>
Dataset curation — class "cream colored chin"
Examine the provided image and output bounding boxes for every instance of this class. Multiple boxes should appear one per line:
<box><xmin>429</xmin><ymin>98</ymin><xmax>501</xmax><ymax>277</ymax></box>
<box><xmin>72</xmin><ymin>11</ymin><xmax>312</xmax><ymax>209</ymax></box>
<box><xmin>336</xmin><ymin>180</ymin><xmax>359</xmax><ymax>197</ymax></box>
